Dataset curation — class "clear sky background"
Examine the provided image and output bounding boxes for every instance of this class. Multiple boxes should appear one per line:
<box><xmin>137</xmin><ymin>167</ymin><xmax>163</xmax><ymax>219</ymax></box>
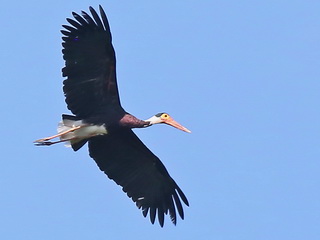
<box><xmin>1</xmin><ymin>1</ymin><xmax>319</xmax><ymax>239</ymax></box>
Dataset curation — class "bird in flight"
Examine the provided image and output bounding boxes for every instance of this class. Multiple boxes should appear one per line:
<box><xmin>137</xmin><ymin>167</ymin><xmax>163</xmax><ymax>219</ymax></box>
<box><xmin>34</xmin><ymin>5</ymin><xmax>190</xmax><ymax>227</ymax></box>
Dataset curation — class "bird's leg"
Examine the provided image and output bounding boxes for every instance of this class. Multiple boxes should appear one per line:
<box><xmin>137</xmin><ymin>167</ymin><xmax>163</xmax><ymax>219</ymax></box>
<box><xmin>34</xmin><ymin>132</ymin><xmax>98</xmax><ymax>147</ymax></box>
<box><xmin>34</xmin><ymin>125</ymin><xmax>82</xmax><ymax>143</ymax></box>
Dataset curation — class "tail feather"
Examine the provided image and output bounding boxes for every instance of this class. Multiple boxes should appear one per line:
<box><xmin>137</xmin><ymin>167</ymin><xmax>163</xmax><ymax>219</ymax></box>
<box><xmin>58</xmin><ymin>114</ymin><xmax>88</xmax><ymax>151</ymax></box>
<box><xmin>70</xmin><ymin>139</ymin><xmax>88</xmax><ymax>151</ymax></box>
<box><xmin>62</xmin><ymin>114</ymin><xmax>82</xmax><ymax>121</ymax></box>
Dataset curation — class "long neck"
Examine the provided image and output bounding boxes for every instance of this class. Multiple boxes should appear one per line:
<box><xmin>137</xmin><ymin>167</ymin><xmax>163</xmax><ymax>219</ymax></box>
<box><xmin>119</xmin><ymin>114</ymin><xmax>150</xmax><ymax>128</ymax></box>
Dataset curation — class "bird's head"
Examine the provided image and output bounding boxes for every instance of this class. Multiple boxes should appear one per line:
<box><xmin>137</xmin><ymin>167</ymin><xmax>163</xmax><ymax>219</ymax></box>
<box><xmin>145</xmin><ymin>112</ymin><xmax>191</xmax><ymax>133</ymax></box>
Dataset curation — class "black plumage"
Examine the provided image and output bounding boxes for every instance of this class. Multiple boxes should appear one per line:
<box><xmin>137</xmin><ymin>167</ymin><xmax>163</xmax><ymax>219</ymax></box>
<box><xmin>36</xmin><ymin>5</ymin><xmax>189</xmax><ymax>227</ymax></box>
<box><xmin>89</xmin><ymin>129</ymin><xmax>188</xmax><ymax>226</ymax></box>
<box><xmin>62</xmin><ymin>6</ymin><xmax>121</xmax><ymax>119</ymax></box>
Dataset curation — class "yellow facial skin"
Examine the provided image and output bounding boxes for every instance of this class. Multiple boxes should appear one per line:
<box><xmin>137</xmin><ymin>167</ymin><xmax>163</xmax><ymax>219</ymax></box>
<box><xmin>160</xmin><ymin>113</ymin><xmax>170</xmax><ymax>120</ymax></box>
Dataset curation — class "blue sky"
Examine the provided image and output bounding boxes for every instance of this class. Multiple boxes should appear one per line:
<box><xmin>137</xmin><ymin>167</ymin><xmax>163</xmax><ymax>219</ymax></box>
<box><xmin>1</xmin><ymin>1</ymin><xmax>319</xmax><ymax>239</ymax></box>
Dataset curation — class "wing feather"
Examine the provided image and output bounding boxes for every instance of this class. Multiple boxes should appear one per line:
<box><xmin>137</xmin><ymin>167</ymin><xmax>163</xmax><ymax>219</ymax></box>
<box><xmin>81</xmin><ymin>11</ymin><xmax>96</xmax><ymax>25</ymax></box>
<box><xmin>71</xmin><ymin>12</ymin><xmax>87</xmax><ymax>26</ymax></box>
<box><xmin>88</xmin><ymin>129</ymin><xmax>189</xmax><ymax>227</ymax></box>
<box><xmin>62</xmin><ymin>6</ymin><xmax>121</xmax><ymax>119</ymax></box>
<box><xmin>89</xmin><ymin>6</ymin><xmax>104</xmax><ymax>28</ymax></box>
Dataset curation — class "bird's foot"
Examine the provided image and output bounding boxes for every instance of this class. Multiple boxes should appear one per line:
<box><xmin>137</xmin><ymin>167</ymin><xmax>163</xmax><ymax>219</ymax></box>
<box><xmin>34</xmin><ymin>140</ymin><xmax>54</xmax><ymax>146</ymax></box>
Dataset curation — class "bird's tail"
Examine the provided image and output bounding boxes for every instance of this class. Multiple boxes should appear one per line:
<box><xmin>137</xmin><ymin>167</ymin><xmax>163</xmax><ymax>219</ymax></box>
<box><xmin>58</xmin><ymin>114</ymin><xmax>88</xmax><ymax>151</ymax></box>
<box><xmin>35</xmin><ymin>114</ymin><xmax>106</xmax><ymax>150</ymax></box>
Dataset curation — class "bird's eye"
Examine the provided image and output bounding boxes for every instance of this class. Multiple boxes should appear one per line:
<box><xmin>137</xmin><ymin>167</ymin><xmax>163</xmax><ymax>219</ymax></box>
<box><xmin>162</xmin><ymin>114</ymin><xmax>169</xmax><ymax>119</ymax></box>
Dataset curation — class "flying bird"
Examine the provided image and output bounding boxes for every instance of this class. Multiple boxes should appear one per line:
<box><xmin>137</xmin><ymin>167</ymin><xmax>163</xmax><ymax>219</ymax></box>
<box><xmin>34</xmin><ymin>5</ymin><xmax>190</xmax><ymax>227</ymax></box>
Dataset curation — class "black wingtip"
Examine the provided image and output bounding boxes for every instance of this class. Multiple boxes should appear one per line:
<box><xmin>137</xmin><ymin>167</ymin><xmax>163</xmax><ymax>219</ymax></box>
<box><xmin>71</xmin><ymin>11</ymin><xmax>87</xmax><ymax>26</ymax></box>
<box><xmin>66</xmin><ymin>18</ymin><xmax>81</xmax><ymax>28</ymax></box>
<box><xmin>158</xmin><ymin>209</ymin><xmax>165</xmax><ymax>227</ymax></box>
<box><xmin>149</xmin><ymin>207</ymin><xmax>156</xmax><ymax>225</ymax></box>
<box><xmin>98</xmin><ymin>5</ymin><xmax>111</xmax><ymax>38</ymax></box>
<box><xmin>176</xmin><ymin>186</ymin><xmax>189</xmax><ymax>206</ymax></box>
<box><xmin>89</xmin><ymin>6</ymin><xmax>104</xmax><ymax>28</ymax></box>
<box><xmin>142</xmin><ymin>207</ymin><xmax>149</xmax><ymax>218</ymax></box>
<box><xmin>99</xmin><ymin>5</ymin><xmax>105</xmax><ymax>13</ymax></box>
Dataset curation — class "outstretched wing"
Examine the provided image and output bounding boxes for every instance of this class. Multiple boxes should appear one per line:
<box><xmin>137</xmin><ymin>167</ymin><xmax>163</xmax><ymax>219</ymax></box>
<box><xmin>88</xmin><ymin>129</ymin><xmax>189</xmax><ymax>227</ymax></box>
<box><xmin>61</xmin><ymin>6</ymin><xmax>122</xmax><ymax>119</ymax></box>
